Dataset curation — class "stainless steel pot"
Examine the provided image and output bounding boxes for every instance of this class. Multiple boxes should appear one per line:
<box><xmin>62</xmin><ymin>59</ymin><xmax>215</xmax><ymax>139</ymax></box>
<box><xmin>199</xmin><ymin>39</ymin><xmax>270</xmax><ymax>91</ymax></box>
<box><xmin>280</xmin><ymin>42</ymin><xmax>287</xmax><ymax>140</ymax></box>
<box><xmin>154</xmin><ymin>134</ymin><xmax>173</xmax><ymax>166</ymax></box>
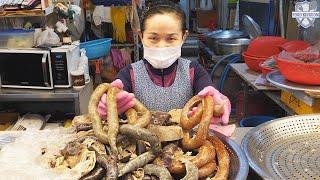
<box><xmin>204</xmin><ymin>30</ymin><xmax>247</xmax><ymax>54</ymax></box>
<box><xmin>217</xmin><ymin>38</ymin><xmax>251</xmax><ymax>55</ymax></box>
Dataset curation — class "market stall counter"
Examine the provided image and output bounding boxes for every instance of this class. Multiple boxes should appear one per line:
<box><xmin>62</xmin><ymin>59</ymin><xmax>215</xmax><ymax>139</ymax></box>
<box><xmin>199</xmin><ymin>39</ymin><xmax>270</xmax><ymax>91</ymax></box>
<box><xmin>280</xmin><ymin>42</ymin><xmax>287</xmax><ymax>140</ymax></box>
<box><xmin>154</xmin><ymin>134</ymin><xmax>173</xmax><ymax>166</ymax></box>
<box><xmin>230</xmin><ymin>63</ymin><xmax>296</xmax><ymax>117</ymax></box>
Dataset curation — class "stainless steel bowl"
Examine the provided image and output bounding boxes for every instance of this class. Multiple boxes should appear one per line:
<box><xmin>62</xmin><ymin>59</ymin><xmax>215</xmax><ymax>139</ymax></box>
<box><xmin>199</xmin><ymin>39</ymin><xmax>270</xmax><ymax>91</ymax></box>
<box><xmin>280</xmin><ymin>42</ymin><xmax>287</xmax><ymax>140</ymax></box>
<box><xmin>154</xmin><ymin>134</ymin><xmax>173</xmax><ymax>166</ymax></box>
<box><xmin>242</xmin><ymin>114</ymin><xmax>320</xmax><ymax>179</ymax></box>
<box><xmin>210</xmin><ymin>130</ymin><xmax>249</xmax><ymax>180</ymax></box>
<box><xmin>217</xmin><ymin>38</ymin><xmax>251</xmax><ymax>55</ymax></box>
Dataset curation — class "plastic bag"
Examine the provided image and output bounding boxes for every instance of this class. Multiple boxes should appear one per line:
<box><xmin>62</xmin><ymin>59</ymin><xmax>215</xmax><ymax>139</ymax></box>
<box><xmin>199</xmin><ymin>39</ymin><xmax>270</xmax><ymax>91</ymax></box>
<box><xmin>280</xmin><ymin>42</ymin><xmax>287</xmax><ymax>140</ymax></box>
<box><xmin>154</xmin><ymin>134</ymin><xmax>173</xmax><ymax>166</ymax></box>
<box><xmin>0</xmin><ymin>128</ymin><xmax>80</xmax><ymax>180</ymax></box>
<box><xmin>36</xmin><ymin>27</ymin><xmax>61</xmax><ymax>47</ymax></box>
<box><xmin>279</xmin><ymin>46</ymin><xmax>320</xmax><ymax>63</ymax></box>
<box><xmin>200</xmin><ymin>0</ymin><xmax>213</xmax><ymax>10</ymax></box>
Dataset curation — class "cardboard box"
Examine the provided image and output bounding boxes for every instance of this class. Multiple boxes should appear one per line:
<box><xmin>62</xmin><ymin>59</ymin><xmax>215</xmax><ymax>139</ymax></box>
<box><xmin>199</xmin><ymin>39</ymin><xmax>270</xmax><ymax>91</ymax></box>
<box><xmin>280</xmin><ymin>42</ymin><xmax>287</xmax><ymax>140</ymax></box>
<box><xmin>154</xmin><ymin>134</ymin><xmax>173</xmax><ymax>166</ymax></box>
<box><xmin>280</xmin><ymin>91</ymin><xmax>320</xmax><ymax>114</ymax></box>
<box><xmin>196</xmin><ymin>10</ymin><xmax>217</xmax><ymax>28</ymax></box>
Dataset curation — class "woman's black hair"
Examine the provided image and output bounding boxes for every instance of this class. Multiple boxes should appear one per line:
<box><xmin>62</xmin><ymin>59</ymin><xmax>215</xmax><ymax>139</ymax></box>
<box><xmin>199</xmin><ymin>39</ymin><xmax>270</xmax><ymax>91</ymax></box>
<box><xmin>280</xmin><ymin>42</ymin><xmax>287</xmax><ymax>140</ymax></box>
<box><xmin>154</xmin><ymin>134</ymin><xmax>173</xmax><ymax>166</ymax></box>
<box><xmin>141</xmin><ymin>0</ymin><xmax>187</xmax><ymax>32</ymax></box>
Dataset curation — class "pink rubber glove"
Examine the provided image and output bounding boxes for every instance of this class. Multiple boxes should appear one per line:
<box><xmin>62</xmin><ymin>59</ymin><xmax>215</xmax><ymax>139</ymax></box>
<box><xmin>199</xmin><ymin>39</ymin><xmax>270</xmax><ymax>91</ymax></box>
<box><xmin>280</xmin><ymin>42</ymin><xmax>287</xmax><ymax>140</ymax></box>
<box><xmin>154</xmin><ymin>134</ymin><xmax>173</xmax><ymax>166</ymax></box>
<box><xmin>209</xmin><ymin>124</ymin><xmax>236</xmax><ymax>137</ymax></box>
<box><xmin>188</xmin><ymin>86</ymin><xmax>234</xmax><ymax>136</ymax></box>
<box><xmin>188</xmin><ymin>86</ymin><xmax>231</xmax><ymax>125</ymax></box>
<box><xmin>98</xmin><ymin>79</ymin><xmax>135</xmax><ymax>118</ymax></box>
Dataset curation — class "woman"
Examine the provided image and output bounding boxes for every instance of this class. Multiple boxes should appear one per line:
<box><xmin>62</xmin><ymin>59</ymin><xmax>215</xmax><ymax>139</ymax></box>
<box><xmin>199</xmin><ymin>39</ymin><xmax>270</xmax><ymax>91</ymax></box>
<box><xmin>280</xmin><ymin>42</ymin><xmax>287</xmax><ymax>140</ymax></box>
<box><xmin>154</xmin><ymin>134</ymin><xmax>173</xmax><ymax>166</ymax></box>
<box><xmin>98</xmin><ymin>1</ymin><xmax>234</xmax><ymax>135</ymax></box>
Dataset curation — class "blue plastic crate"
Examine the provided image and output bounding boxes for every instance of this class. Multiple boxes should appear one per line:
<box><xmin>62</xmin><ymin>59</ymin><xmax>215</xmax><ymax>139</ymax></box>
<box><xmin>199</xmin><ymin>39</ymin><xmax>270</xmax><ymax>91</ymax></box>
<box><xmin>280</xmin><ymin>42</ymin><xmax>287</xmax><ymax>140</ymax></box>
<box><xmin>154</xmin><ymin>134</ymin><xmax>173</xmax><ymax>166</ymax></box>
<box><xmin>80</xmin><ymin>38</ymin><xmax>112</xmax><ymax>60</ymax></box>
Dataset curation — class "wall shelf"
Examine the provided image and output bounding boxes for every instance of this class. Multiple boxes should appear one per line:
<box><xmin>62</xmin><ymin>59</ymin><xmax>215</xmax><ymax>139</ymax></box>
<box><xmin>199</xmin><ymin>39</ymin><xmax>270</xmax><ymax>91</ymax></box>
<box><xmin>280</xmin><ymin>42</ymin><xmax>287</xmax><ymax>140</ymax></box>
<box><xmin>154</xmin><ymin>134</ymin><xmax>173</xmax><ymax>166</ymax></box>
<box><xmin>0</xmin><ymin>7</ymin><xmax>53</xmax><ymax>17</ymax></box>
<box><xmin>0</xmin><ymin>0</ymin><xmax>53</xmax><ymax>17</ymax></box>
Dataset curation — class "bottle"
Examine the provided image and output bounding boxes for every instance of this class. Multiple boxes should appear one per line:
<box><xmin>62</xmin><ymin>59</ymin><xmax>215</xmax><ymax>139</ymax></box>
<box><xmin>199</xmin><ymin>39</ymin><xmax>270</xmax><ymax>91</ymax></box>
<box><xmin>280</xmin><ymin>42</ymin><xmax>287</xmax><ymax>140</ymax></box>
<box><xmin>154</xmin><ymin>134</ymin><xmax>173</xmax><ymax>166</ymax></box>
<box><xmin>80</xmin><ymin>48</ymin><xmax>90</xmax><ymax>83</ymax></box>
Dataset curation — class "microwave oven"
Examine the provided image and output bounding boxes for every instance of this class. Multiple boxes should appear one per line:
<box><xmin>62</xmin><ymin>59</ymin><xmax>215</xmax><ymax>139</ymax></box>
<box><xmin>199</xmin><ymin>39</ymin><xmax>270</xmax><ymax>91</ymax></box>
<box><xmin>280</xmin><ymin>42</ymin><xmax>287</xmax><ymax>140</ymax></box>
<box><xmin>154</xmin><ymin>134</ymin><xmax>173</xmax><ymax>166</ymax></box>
<box><xmin>0</xmin><ymin>45</ymin><xmax>80</xmax><ymax>89</ymax></box>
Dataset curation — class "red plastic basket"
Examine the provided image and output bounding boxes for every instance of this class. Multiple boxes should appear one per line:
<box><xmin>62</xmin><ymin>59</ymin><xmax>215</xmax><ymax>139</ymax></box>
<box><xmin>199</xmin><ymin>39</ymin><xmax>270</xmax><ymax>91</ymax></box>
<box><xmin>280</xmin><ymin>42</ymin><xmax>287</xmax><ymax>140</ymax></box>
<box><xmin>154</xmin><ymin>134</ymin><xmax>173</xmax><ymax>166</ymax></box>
<box><xmin>246</xmin><ymin>36</ymin><xmax>287</xmax><ymax>58</ymax></box>
<box><xmin>276</xmin><ymin>55</ymin><xmax>320</xmax><ymax>85</ymax></box>
<box><xmin>242</xmin><ymin>52</ymin><xmax>267</xmax><ymax>72</ymax></box>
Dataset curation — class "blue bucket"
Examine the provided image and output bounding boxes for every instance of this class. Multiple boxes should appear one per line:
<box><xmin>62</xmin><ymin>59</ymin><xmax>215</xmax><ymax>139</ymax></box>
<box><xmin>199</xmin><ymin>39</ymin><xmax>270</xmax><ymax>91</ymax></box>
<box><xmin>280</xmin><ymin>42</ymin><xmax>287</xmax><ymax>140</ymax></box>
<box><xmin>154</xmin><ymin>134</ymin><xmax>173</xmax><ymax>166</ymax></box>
<box><xmin>239</xmin><ymin>116</ymin><xmax>276</xmax><ymax>127</ymax></box>
<box><xmin>80</xmin><ymin>38</ymin><xmax>112</xmax><ymax>60</ymax></box>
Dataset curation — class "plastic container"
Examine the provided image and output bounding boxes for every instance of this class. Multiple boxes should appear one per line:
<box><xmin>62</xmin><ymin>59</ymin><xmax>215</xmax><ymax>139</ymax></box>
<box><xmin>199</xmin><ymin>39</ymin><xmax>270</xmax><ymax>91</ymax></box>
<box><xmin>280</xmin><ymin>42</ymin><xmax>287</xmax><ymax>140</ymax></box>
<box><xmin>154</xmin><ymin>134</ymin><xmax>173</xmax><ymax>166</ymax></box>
<box><xmin>79</xmin><ymin>49</ymin><xmax>90</xmax><ymax>83</ymax></box>
<box><xmin>80</xmin><ymin>38</ymin><xmax>112</xmax><ymax>60</ymax></box>
<box><xmin>239</xmin><ymin>116</ymin><xmax>276</xmax><ymax>127</ymax></box>
<box><xmin>242</xmin><ymin>52</ymin><xmax>267</xmax><ymax>72</ymax></box>
<box><xmin>246</xmin><ymin>36</ymin><xmax>287</xmax><ymax>58</ymax></box>
<box><xmin>276</xmin><ymin>55</ymin><xmax>320</xmax><ymax>85</ymax></box>
<box><xmin>0</xmin><ymin>29</ymin><xmax>35</xmax><ymax>48</ymax></box>
<box><xmin>71</xmin><ymin>69</ymin><xmax>85</xmax><ymax>90</ymax></box>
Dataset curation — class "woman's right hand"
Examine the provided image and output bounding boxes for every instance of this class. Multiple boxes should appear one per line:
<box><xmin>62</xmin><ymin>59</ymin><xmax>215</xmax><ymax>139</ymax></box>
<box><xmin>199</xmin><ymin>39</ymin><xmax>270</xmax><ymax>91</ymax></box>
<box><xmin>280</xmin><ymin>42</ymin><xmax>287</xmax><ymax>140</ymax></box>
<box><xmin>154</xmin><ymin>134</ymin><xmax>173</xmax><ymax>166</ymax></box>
<box><xmin>98</xmin><ymin>79</ymin><xmax>135</xmax><ymax>118</ymax></box>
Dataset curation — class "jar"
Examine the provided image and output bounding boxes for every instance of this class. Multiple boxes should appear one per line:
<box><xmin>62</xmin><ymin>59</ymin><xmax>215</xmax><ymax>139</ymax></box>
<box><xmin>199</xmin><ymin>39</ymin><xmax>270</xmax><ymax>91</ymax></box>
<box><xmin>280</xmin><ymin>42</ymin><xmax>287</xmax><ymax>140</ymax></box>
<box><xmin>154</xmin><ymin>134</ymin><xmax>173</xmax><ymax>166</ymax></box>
<box><xmin>71</xmin><ymin>69</ymin><xmax>85</xmax><ymax>90</ymax></box>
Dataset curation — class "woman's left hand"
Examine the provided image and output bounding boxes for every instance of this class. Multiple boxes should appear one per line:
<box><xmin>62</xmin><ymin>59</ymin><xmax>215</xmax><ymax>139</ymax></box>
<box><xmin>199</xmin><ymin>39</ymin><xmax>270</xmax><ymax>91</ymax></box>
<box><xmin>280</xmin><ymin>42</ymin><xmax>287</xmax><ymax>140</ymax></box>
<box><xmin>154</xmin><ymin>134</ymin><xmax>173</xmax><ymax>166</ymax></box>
<box><xmin>189</xmin><ymin>86</ymin><xmax>231</xmax><ymax>125</ymax></box>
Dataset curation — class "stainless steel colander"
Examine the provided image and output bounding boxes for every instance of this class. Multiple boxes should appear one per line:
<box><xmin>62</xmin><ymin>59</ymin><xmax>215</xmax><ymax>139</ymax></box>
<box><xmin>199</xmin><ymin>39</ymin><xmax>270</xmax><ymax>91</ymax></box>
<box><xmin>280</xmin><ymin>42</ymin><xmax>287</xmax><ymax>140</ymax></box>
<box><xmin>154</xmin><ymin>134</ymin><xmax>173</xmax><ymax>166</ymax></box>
<box><xmin>242</xmin><ymin>114</ymin><xmax>320</xmax><ymax>179</ymax></box>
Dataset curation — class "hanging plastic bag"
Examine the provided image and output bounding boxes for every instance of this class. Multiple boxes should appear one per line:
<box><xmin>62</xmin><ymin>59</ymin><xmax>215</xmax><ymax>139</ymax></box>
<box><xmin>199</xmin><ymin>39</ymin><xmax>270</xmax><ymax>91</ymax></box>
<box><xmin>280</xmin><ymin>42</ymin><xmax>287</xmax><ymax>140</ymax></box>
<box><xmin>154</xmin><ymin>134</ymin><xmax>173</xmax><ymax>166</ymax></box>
<box><xmin>92</xmin><ymin>6</ymin><xmax>105</xmax><ymax>26</ymax></box>
<box><xmin>131</xmin><ymin>0</ymin><xmax>141</xmax><ymax>33</ymax></box>
<box><xmin>200</xmin><ymin>0</ymin><xmax>213</xmax><ymax>10</ymax></box>
<box><xmin>68</xmin><ymin>8</ymin><xmax>85</xmax><ymax>40</ymax></box>
<box><xmin>36</xmin><ymin>27</ymin><xmax>61</xmax><ymax>47</ymax></box>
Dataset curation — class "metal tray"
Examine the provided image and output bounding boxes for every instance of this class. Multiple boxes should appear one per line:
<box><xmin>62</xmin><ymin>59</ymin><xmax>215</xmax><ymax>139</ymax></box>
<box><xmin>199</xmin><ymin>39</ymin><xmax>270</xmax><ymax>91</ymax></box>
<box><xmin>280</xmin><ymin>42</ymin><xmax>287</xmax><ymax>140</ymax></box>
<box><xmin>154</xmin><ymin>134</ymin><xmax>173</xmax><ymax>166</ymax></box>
<box><xmin>211</xmin><ymin>130</ymin><xmax>249</xmax><ymax>180</ymax></box>
<box><xmin>267</xmin><ymin>71</ymin><xmax>320</xmax><ymax>93</ymax></box>
<box><xmin>242</xmin><ymin>114</ymin><xmax>320</xmax><ymax>179</ymax></box>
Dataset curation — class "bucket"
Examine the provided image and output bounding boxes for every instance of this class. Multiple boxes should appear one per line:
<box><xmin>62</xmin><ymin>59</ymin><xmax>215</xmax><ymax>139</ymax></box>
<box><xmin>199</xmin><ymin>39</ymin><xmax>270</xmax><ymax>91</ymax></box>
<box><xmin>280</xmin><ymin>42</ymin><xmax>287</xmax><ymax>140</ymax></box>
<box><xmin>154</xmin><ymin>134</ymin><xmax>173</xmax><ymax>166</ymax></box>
<box><xmin>239</xmin><ymin>116</ymin><xmax>276</xmax><ymax>127</ymax></box>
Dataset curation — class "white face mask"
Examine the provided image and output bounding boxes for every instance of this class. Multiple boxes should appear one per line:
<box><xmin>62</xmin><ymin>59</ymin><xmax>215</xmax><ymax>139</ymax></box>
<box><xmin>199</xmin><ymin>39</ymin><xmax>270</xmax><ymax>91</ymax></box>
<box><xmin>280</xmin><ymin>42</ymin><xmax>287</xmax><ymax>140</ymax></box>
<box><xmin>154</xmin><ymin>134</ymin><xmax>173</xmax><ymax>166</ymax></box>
<box><xmin>143</xmin><ymin>44</ymin><xmax>182</xmax><ymax>69</ymax></box>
